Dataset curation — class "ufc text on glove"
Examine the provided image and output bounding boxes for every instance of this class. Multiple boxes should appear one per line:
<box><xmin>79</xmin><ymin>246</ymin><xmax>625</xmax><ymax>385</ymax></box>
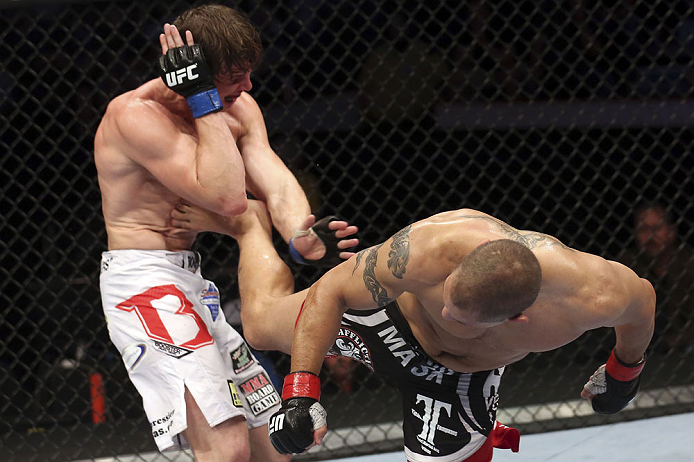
<box><xmin>158</xmin><ymin>44</ymin><xmax>223</xmax><ymax>118</ymax></box>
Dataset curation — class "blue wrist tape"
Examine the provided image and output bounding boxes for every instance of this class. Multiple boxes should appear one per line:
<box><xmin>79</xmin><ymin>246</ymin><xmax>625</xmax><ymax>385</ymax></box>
<box><xmin>289</xmin><ymin>238</ymin><xmax>309</xmax><ymax>265</ymax></box>
<box><xmin>186</xmin><ymin>89</ymin><xmax>223</xmax><ymax>118</ymax></box>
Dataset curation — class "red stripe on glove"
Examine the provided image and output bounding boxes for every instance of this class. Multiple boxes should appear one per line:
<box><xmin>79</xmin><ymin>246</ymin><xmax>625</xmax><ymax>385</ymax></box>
<box><xmin>282</xmin><ymin>371</ymin><xmax>321</xmax><ymax>401</ymax></box>
<box><xmin>606</xmin><ymin>349</ymin><xmax>646</xmax><ymax>381</ymax></box>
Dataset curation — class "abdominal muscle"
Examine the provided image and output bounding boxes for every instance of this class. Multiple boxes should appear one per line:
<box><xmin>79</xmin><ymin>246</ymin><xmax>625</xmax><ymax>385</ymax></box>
<box><xmin>105</xmin><ymin>221</ymin><xmax>197</xmax><ymax>252</ymax></box>
<box><xmin>101</xmin><ymin>175</ymin><xmax>198</xmax><ymax>252</ymax></box>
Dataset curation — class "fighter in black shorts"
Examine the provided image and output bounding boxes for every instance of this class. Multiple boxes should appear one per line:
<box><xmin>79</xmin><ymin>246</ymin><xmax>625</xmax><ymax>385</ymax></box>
<box><xmin>171</xmin><ymin>200</ymin><xmax>654</xmax><ymax>462</ymax></box>
<box><xmin>332</xmin><ymin>303</ymin><xmax>505</xmax><ymax>460</ymax></box>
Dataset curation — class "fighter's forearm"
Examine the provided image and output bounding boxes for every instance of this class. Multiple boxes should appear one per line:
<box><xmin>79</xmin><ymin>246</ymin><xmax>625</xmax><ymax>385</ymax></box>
<box><xmin>192</xmin><ymin>115</ymin><xmax>247</xmax><ymax>215</ymax></box>
<box><xmin>613</xmin><ymin>321</ymin><xmax>653</xmax><ymax>364</ymax></box>
<box><xmin>290</xmin><ymin>281</ymin><xmax>344</xmax><ymax>375</ymax></box>
<box><xmin>613</xmin><ymin>278</ymin><xmax>656</xmax><ymax>363</ymax></box>
<box><xmin>264</xmin><ymin>175</ymin><xmax>312</xmax><ymax>243</ymax></box>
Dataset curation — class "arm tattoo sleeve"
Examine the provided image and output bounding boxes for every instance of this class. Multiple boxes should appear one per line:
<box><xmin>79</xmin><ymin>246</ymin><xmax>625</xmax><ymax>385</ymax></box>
<box><xmin>387</xmin><ymin>225</ymin><xmax>411</xmax><ymax>279</ymax></box>
<box><xmin>363</xmin><ymin>243</ymin><xmax>394</xmax><ymax>306</ymax></box>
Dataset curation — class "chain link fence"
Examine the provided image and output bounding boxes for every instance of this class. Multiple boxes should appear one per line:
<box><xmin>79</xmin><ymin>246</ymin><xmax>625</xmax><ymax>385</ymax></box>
<box><xmin>2</xmin><ymin>0</ymin><xmax>694</xmax><ymax>460</ymax></box>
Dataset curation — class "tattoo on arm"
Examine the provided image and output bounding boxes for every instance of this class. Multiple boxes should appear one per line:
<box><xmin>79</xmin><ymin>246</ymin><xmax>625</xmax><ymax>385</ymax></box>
<box><xmin>351</xmin><ymin>249</ymin><xmax>366</xmax><ymax>276</ymax></box>
<box><xmin>387</xmin><ymin>225</ymin><xmax>411</xmax><ymax>279</ymax></box>
<box><xmin>363</xmin><ymin>243</ymin><xmax>394</xmax><ymax>306</ymax></box>
<box><xmin>457</xmin><ymin>214</ymin><xmax>574</xmax><ymax>250</ymax></box>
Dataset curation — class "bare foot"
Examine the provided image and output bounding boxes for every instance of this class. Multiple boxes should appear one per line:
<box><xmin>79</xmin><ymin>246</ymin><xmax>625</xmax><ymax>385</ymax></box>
<box><xmin>171</xmin><ymin>200</ymin><xmax>272</xmax><ymax>238</ymax></box>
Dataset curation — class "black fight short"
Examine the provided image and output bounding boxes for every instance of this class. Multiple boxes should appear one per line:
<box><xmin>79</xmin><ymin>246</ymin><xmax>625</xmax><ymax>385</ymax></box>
<box><xmin>328</xmin><ymin>302</ymin><xmax>504</xmax><ymax>461</ymax></box>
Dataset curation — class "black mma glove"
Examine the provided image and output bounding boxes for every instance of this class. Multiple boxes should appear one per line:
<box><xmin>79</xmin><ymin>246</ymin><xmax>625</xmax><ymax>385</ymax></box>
<box><xmin>583</xmin><ymin>349</ymin><xmax>646</xmax><ymax>414</ymax></box>
<box><xmin>289</xmin><ymin>215</ymin><xmax>348</xmax><ymax>268</ymax></box>
<box><xmin>158</xmin><ymin>44</ymin><xmax>222</xmax><ymax>118</ymax></box>
<box><xmin>268</xmin><ymin>371</ymin><xmax>327</xmax><ymax>454</ymax></box>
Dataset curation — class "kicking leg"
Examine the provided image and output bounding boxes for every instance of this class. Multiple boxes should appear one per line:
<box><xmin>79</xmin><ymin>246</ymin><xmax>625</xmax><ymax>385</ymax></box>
<box><xmin>171</xmin><ymin>201</ymin><xmax>305</xmax><ymax>354</ymax></box>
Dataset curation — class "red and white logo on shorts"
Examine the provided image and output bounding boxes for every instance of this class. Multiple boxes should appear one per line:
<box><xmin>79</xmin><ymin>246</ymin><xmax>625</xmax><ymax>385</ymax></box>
<box><xmin>116</xmin><ymin>284</ymin><xmax>214</xmax><ymax>358</ymax></box>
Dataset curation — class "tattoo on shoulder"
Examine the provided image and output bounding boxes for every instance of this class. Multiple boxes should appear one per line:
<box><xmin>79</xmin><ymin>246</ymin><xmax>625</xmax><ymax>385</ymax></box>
<box><xmin>363</xmin><ymin>243</ymin><xmax>394</xmax><ymax>306</ymax></box>
<box><xmin>458</xmin><ymin>214</ymin><xmax>573</xmax><ymax>250</ymax></box>
<box><xmin>516</xmin><ymin>231</ymin><xmax>573</xmax><ymax>250</ymax></box>
<box><xmin>387</xmin><ymin>225</ymin><xmax>411</xmax><ymax>279</ymax></box>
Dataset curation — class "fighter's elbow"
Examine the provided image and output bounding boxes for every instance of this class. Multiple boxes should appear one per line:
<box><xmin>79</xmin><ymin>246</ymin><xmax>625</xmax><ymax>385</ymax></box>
<box><xmin>216</xmin><ymin>194</ymin><xmax>248</xmax><ymax>217</ymax></box>
<box><xmin>641</xmin><ymin>278</ymin><xmax>656</xmax><ymax>316</ymax></box>
<box><xmin>242</xmin><ymin>324</ymin><xmax>268</xmax><ymax>351</ymax></box>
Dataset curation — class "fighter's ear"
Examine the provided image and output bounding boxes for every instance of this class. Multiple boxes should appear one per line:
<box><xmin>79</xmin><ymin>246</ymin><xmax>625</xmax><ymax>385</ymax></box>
<box><xmin>508</xmin><ymin>313</ymin><xmax>529</xmax><ymax>323</ymax></box>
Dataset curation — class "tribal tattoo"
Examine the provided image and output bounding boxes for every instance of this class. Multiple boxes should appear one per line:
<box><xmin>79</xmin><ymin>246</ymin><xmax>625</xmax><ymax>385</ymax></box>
<box><xmin>387</xmin><ymin>225</ymin><xmax>411</xmax><ymax>279</ymax></box>
<box><xmin>351</xmin><ymin>249</ymin><xmax>366</xmax><ymax>275</ymax></box>
<box><xmin>362</xmin><ymin>243</ymin><xmax>394</xmax><ymax>306</ymax></box>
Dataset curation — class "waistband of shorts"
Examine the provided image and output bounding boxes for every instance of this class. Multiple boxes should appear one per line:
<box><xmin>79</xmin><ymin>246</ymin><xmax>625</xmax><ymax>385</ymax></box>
<box><xmin>101</xmin><ymin>249</ymin><xmax>201</xmax><ymax>273</ymax></box>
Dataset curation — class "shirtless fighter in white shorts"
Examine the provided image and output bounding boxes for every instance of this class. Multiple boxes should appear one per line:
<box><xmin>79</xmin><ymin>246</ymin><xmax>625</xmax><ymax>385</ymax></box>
<box><xmin>95</xmin><ymin>5</ymin><xmax>357</xmax><ymax>460</ymax></box>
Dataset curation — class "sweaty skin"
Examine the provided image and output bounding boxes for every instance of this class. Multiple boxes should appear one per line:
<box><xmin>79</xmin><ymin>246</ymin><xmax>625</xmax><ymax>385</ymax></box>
<box><xmin>171</xmin><ymin>204</ymin><xmax>655</xmax><ymax>450</ymax></box>
<box><xmin>294</xmin><ymin>209</ymin><xmax>654</xmax><ymax>376</ymax></box>
<box><xmin>95</xmin><ymin>26</ymin><xmax>313</xmax><ymax>252</ymax></box>
<box><xmin>96</xmin><ymin>22</ymin><xmax>358</xmax><ymax>462</ymax></box>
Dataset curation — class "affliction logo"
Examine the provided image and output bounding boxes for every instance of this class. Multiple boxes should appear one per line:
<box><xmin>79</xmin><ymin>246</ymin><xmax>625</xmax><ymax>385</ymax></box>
<box><xmin>328</xmin><ymin>327</ymin><xmax>373</xmax><ymax>370</ymax></box>
<box><xmin>238</xmin><ymin>372</ymin><xmax>280</xmax><ymax>416</ymax></box>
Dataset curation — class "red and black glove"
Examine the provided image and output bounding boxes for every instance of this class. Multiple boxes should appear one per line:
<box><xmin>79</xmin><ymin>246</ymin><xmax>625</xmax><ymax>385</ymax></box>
<box><xmin>583</xmin><ymin>349</ymin><xmax>646</xmax><ymax>414</ymax></box>
<box><xmin>268</xmin><ymin>371</ymin><xmax>327</xmax><ymax>454</ymax></box>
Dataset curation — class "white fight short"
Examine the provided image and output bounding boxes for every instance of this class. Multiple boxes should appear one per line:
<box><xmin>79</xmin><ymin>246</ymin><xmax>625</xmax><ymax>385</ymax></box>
<box><xmin>100</xmin><ymin>249</ymin><xmax>281</xmax><ymax>451</ymax></box>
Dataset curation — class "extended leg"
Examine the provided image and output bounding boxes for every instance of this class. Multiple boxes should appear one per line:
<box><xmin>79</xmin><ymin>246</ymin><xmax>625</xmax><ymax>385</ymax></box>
<box><xmin>171</xmin><ymin>201</ymin><xmax>305</xmax><ymax>353</ymax></box>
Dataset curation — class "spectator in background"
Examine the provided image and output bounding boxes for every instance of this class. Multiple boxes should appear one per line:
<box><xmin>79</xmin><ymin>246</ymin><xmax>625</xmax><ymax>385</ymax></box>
<box><xmin>618</xmin><ymin>202</ymin><xmax>694</xmax><ymax>353</ymax></box>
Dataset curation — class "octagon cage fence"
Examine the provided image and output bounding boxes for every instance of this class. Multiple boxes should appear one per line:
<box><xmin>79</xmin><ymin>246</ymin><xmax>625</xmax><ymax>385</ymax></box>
<box><xmin>2</xmin><ymin>0</ymin><xmax>694</xmax><ymax>461</ymax></box>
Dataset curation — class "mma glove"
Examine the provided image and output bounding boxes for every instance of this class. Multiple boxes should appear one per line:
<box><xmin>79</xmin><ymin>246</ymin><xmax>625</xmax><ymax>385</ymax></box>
<box><xmin>583</xmin><ymin>349</ymin><xmax>646</xmax><ymax>414</ymax></box>
<box><xmin>268</xmin><ymin>371</ymin><xmax>327</xmax><ymax>454</ymax></box>
<box><xmin>289</xmin><ymin>215</ymin><xmax>347</xmax><ymax>268</ymax></box>
<box><xmin>158</xmin><ymin>44</ymin><xmax>222</xmax><ymax>118</ymax></box>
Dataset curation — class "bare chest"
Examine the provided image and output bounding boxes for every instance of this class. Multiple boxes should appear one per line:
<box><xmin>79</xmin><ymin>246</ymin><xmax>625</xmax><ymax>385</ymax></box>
<box><xmin>405</xmin><ymin>296</ymin><xmax>581</xmax><ymax>372</ymax></box>
<box><xmin>418</xmin><ymin>323</ymin><xmax>528</xmax><ymax>372</ymax></box>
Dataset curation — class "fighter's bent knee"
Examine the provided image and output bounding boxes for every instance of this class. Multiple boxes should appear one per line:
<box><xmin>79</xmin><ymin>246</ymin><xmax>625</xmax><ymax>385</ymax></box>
<box><xmin>242</xmin><ymin>324</ymin><xmax>273</xmax><ymax>351</ymax></box>
<box><xmin>212</xmin><ymin>417</ymin><xmax>251</xmax><ymax>462</ymax></box>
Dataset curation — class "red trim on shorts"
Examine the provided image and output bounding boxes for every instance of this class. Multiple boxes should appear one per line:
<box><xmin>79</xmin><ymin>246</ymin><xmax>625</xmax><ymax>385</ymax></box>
<box><xmin>451</xmin><ymin>422</ymin><xmax>520</xmax><ymax>462</ymax></box>
<box><xmin>295</xmin><ymin>299</ymin><xmax>306</xmax><ymax>328</ymax></box>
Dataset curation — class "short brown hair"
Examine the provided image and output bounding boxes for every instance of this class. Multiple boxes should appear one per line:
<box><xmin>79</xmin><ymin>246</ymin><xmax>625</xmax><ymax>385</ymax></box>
<box><xmin>449</xmin><ymin>239</ymin><xmax>542</xmax><ymax>322</ymax></box>
<box><xmin>174</xmin><ymin>4</ymin><xmax>263</xmax><ymax>77</ymax></box>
